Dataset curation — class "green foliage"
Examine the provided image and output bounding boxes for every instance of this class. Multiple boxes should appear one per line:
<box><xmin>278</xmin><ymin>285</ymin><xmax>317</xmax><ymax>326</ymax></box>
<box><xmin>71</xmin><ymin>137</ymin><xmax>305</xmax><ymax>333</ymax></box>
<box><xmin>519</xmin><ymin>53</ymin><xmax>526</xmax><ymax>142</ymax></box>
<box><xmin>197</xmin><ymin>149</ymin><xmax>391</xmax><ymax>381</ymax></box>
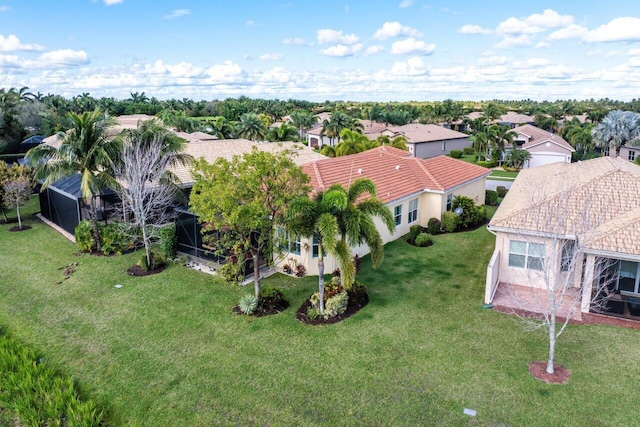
<box><xmin>415</xmin><ymin>233</ymin><xmax>433</xmax><ymax>247</ymax></box>
<box><xmin>238</xmin><ymin>294</ymin><xmax>259</xmax><ymax>315</ymax></box>
<box><xmin>0</xmin><ymin>326</ymin><xmax>105</xmax><ymax>426</ymax></box>
<box><xmin>476</xmin><ymin>160</ymin><xmax>497</xmax><ymax>168</ymax></box>
<box><xmin>217</xmin><ymin>261</ymin><xmax>244</xmax><ymax>285</ymax></box>
<box><xmin>324</xmin><ymin>291</ymin><xmax>349</xmax><ymax>318</ymax></box>
<box><xmin>485</xmin><ymin>190</ymin><xmax>499</xmax><ymax>206</ymax></box>
<box><xmin>100</xmin><ymin>222</ymin><xmax>129</xmax><ymax>256</ymax></box>
<box><xmin>427</xmin><ymin>217</ymin><xmax>441</xmax><ymax>234</ymax></box>
<box><xmin>463</xmin><ymin>147</ymin><xmax>474</xmax><ymax>155</ymax></box>
<box><xmin>158</xmin><ymin>224</ymin><xmax>177</xmax><ymax>259</ymax></box>
<box><xmin>306</xmin><ymin>306</ymin><xmax>321</xmax><ymax>320</ymax></box>
<box><xmin>496</xmin><ymin>186</ymin><xmax>508</xmax><ymax>198</ymax></box>
<box><xmin>452</xmin><ymin>195</ymin><xmax>483</xmax><ymax>229</ymax></box>
<box><xmin>449</xmin><ymin>149</ymin><xmax>463</xmax><ymax>159</ymax></box>
<box><xmin>409</xmin><ymin>224</ymin><xmax>422</xmax><ymax>241</ymax></box>
<box><xmin>137</xmin><ymin>251</ymin><xmax>165</xmax><ymax>271</ymax></box>
<box><xmin>258</xmin><ymin>286</ymin><xmax>283</xmax><ymax>306</ymax></box>
<box><xmin>74</xmin><ymin>220</ymin><xmax>94</xmax><ymax>252</ymax></box>
<box><xmin>441</xmin><ymin>211</ymin><xmax>460</xmax><ymax>233</ymax></box>
<box><xmin>346</xmin><ymin>280</ymin><xmax>368</xmax><ymax>306</ymax></box>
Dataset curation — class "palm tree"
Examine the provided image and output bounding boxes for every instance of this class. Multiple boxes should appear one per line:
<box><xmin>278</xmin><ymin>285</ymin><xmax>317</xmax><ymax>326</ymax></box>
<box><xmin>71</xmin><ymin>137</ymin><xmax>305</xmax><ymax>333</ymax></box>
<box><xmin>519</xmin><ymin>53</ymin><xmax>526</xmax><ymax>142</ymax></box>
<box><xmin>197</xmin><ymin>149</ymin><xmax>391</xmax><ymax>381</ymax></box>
<box><xmin>267</xmin><ymin>123</ymin><xmax>299</xmax><ymax>142</ymax></box>
<box><xmin>236</xmin><ymin>112</ymin><xmax>267</xmax><ymax>141</ymax></box>
<box><xmin>320</xmin><ymin>145</ymin><xmax>336</xmax><ymax>157</ymax></box>
<box><xmin>335</xmin><ymin>128</ymin><xmax>368</xmax><ymax>156</ymax></box>
<box><xmin>375</xmin><ymin>135</ymin><xmax>408</xmax><ymax>150</ymax></box>
<box><xmin>26</xmin><ymin>110</ymin><xmax>120</xmax><ymax>252</ymax></box>
<box><xmin>470</xmin><ymin>131</ymin><xmax>490</xmax><ymax>160</ymax></box>
<box><xmin>319</xmin><ymin>111</ymin><xmax>357</xmax><ymax>146</ymax></box>
<box><xmin>332</xmin><ymin>178</ymin><xmax>395</xmax><ymax>289</ymax></box>
<box><xmin>207</xmin><ymin>116</ymin><xmax>234</xmax><ymax>139</ymax></box>
<box><xmin>289</xmin><ymin>109</ymin><xmax>317</xmax><ymax>140</ymax></box>
<box><xmin>483</xmin><ymin>102</ymin><xmax>505</xmax><ymax>122</ymax></box>
<box><xmin>591</xmin><ymin>110</ymin><xmax>640</xmax><ymax>158</ymax></box>
<box><xmin>505</xmin><ymin>149</ymin><xmax>531</xmax><ymax>170</ymax></box>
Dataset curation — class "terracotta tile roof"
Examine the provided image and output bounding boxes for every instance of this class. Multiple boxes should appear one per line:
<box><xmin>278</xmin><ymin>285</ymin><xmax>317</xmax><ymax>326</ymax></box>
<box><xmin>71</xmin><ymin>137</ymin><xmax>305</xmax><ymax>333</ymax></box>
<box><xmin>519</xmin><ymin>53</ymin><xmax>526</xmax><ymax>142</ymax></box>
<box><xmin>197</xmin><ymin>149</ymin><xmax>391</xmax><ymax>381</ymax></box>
<box><xmin>489</xmin><ymin>156</ymin><xmax>640</xmax><ymax>256</ymax></box>
<box><xmin>467</xmin><ymin>111</ymin><xmax>534</xmax><ymax>125</ymax></box>
<box><xmin>513</xmin><ymin>124</ymin><xmax>574</xmax><ymax>152</ymax></box>
<box><xmin>388</xmin><ymin>123</ymin><xmax>468</xmax><ymax>143</ymax></box>
<box><xmin>174</xmin><ymin>140</ymin><xmax>326</xmax><ymax>185</ymax></box>
<box><xmin>302</xmin><ymin>146</ymin><xmax>490</xmax><ymax>204</ymax></box>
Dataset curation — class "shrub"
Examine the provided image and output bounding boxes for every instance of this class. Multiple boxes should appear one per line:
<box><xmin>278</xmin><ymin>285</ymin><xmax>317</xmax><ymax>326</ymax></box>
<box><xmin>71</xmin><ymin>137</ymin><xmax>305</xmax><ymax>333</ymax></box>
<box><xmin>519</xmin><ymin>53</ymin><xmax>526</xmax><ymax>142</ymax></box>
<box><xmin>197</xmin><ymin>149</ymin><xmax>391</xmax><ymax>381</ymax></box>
<box><xmin>347</xmin><ymin>280</ymin><xmax>368</xmax><ymax>306</ymax></box>
<box><xmin>477</xmin><ymin>160</ymin><xmax>497</xmax><ymax>168</ymax></box>
<box><xmin>452</xmin><ymin>195</ymin><xmax>482</xmax><ymax>228</ymax></box>
<box><xmin>306</xmin><ymin>306</ymin><xmax>321</xmax><ymax>319</ymax></box>
<box><xmin>485</xmin><ymin>190</ymin><xmax>499</xmax><ymax>206</ymax></box>
<box><xmin>218</xmin><ymin>261</ymin><xmax>244</xmax><ymax>284</ymax></box>
<box><xmin>409</xmin><ymin>224</ymin><xmax>422</xmax><ymax>241</ymax></box>
<box><xmin>74</xmin><ymin>220</ymin><xmax>94</xmax><ymax>252</ymax></box>
<box><xmin>324</xmin><ymin>291</ymin><xmax>349</xmax><ymax>318</ymax></box>
<box><xmin>137</xmin><ymin>252</ymin><xmax>165</xmax><ymax>271</ymax></box>
<box><xmin>441</xmin><ymin>211</ymin><xmax>459</xmax><ymax>233</ymax></box>
<box><xmin>463</xmin><ymin>147</ymin><xmax>474</xmax><ymax>155</ymax></box>
<box><xmin>100</xmin><ymin>222</ymin><xmax>129</xmax><ymax>255</ymax></box>
<box><xmin>427</xmin><ymin>217</ymin><xmax>441</xmax><ymax>234</ymax></box>
<box><xmin>238</xmin><ymin>293</ymin><xmax>259</xmax><ymax>315</ymax></box>
<box><xmin>496</xmin><ymin>186</ymin><xmax>508</xmax><ymax>198</ymax></box>
<box><xmin>502</xmin><ymin>166</ymin><xmax>517</xmax><ymax>172</ymax></box>
<box><xmin>294</xmin><ymin>263</ymin><xmax>306</xmax><ymax>277</ymax></box>
<box><xmin>449</xmin><ymin>149</ymin><xmax>463</xmax><ymax>159</ymax></box>
<box><xmin>259</xmin><ymin>286</ymin><xmax>283</xmax><ymax>305</ymax></box>
<box><xmin>415</xmin><ymin>233</ymin><xmax>433</xmax><ymax>247</ymax></box>
<box><xmin>158</xmin><ymin>224</ymin><xmax>177</xmax><ymax>259</ymax></box>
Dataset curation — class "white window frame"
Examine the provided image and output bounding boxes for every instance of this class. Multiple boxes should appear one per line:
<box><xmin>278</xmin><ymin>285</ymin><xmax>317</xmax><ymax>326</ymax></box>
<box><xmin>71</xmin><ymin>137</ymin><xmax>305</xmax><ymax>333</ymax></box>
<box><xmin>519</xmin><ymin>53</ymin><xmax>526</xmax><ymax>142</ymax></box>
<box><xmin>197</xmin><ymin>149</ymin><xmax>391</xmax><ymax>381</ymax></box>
<box><xmin>278</xmin><ymin>228</ymin><xmax>301</xmax><ymax>255</ymax></box>
<box><xmin>508</xmin><ymin>240</ymin><xmax>545</xmax><ymax>271</ymax></box>
<box><xmin>394</xmin><ymin>205</ymin><xmax>402</xmax><ymax>226</ymax></box>
<box><xmin>408</xmin><ymin>198</ymin><xmax>418</xmax><ymax>223</ymax></box>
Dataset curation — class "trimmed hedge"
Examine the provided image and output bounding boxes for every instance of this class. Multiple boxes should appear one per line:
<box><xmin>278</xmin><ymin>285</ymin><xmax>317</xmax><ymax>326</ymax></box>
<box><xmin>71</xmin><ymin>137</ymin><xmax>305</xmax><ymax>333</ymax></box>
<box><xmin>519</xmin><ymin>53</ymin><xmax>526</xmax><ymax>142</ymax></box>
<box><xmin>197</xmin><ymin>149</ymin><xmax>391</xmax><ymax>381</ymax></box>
<box><xmin>485</xmin><ymin>190</ymin><xmax>499</xmax><ymax>206</ymax></box>
<box><xmin>449</xmin><ymin>150</ymin><xmax>463</xmax><ymax>159</ymax></box>
<box><xmin>496</xmin><ymin>186</ymin><xmax>508</xmax><ymax>198</ymax></box>
<box><xmin>476</xmin><ymin>160</ymin><xmax>497</xmax><ymax>168</ymax></box>
<box><xmin>441</xmin><ymin>211</ymin><xmax>459</xmax><ymax>233</ymax></box>
<box><xmin>463</xmin><ymin>147</ymin><xmax>474</xmax><ymax>155</ymax></box>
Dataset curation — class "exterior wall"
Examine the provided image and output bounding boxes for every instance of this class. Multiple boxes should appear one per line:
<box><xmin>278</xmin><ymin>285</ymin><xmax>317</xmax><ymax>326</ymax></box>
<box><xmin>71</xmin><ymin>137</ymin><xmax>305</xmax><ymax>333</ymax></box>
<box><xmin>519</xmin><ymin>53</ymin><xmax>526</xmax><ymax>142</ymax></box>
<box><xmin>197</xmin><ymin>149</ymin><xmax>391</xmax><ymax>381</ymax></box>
<box><xmin>411</xmin><ymin>137</ymin><xmax>471</xmax><ymax>159</ymax></box>
<box><xmin>305</xmin><ymin>133</ymin><xmax>333</xmax><ymax>148</ymax></box>
<box><xmin>619</xmin><ymin>146</ymin><xmax>638</xmax><ymax>162</ymax></box>
<box><xmin>445</xmin><ymin>178</ymin><xmax>487</xmax><ymax>208</ymax></box>
<box><xmin>527</xmin><ymin>142</ymin><xmax>572</xmax><ymax>156</ymax></box>
<box><xmin>525</xmin><ymin>152</ymin><xmax>571</xmax><ymax>168</ymax></box>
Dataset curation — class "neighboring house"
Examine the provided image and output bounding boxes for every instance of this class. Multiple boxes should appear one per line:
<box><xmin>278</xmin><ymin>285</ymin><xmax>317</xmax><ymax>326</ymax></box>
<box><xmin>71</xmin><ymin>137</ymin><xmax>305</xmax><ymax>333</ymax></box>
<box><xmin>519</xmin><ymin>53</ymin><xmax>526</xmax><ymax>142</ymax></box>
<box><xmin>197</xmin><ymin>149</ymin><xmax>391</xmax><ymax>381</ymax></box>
<box><xmin>278</xmin><ymin>146</ymin><xmax>490</xmax><ymax>276</ymax></box>
<box><xmin>618</xmin><ymin>146</ymin><xmax>640</xmax><ymax>163</ymax></box>
<box><xmin>485</xmin><ymin>157</ymin><xmax>640</xmax><ymax>323</ymax></box>
<box><xmin>466</xmin><ymin>111</ymin><xmax>535</xmax><ymax>129</ymax></box>
<box><xmin>511</xmin><ymin>124</ymin><xmax>574</xmax><ymax>168</ymax></box>
<box><xmin>384</xmin><ymin>123</ymin><xmax>470</xmax><ymax>159</ymax></box>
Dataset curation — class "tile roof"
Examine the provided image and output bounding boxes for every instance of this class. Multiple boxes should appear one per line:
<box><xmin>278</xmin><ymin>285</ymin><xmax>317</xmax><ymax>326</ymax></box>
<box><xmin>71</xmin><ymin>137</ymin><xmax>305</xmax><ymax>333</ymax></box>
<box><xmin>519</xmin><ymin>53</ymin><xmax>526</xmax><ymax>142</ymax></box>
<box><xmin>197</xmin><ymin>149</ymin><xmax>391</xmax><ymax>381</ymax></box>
<box><xmin>489</xmin><ymin>156</ymin><xmax>640</xmax><ymax>256</ymax></box>
<box><xmin>301</xmin><ymin>146</ymin><xmax>490</xmax><ymax>204</ymax></box>
<box><xmin>467</xmin><ymin>111</ymin><xmax>534</xmax><ymax>124</ymax></box>
<box><xmin>512</xmin><ymin>124</ymin><xmax>574</xmax><ymax>152</ymax></box>
<box><xmin>387</xmin><ymin>123</ymin><xmax>468</xmax><ymax>143</ymax></box>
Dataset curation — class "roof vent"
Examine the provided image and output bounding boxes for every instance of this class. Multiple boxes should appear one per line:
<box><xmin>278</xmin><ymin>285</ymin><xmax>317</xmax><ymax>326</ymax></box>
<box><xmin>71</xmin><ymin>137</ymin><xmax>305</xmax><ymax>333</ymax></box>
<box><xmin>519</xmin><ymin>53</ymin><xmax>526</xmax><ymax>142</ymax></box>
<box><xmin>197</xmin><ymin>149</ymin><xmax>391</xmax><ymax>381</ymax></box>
<box><xmin>358</xmin><ymin>168</ymin><xmax>363</xmax><ymax>174</ymax></box>
<box><xmin>395</xmin><ymin>165</ymin><xmax>400</xmax><ymax>171</ymax></box>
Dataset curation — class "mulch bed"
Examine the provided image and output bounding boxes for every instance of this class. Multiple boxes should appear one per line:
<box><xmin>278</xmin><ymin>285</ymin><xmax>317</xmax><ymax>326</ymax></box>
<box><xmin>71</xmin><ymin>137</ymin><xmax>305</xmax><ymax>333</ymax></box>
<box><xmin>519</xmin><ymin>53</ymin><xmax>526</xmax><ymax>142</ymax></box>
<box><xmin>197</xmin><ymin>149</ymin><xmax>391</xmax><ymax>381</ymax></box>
<box><xmin>528</xmin><ymin>361</ymin><xmax>570</xmax><ymax>384</ymax></box>
<box><xmin>295</xmin><ymin>294</ymin><xmax>369</xmax><ymax>325</ymax></box>
<box><xmin>232</xmin><ymin>300</ymin><xmax>290</xmax><ymax>317</ymax></box>
<box><xmin>127</xmin><ymin>264</ymin><xmax>167</xmax><ymax>276</ymax></box>
<box><xmin>7</xmin><ymin>225</ymin><xmax>32</xmax><ymax>232</ymax></box>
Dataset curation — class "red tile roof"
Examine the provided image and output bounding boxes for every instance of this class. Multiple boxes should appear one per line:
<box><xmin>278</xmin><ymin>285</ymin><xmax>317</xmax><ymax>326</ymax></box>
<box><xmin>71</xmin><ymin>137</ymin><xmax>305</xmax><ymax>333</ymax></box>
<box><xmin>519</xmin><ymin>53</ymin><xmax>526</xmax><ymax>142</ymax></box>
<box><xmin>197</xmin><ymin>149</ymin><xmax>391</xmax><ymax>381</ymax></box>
<box><xmin>302</xmin><ymin>146</ymin><xmax>490</xmax><ymax>204</ymax></box>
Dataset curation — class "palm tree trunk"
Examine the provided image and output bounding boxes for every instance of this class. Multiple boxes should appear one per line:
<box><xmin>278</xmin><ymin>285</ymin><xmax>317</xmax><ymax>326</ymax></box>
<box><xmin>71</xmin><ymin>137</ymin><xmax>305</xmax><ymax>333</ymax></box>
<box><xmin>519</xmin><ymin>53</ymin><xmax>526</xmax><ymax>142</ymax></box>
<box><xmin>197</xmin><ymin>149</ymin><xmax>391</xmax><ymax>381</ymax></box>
<box><xmin>318</xmin><ymin>245</ymin><xmax>325</xmax><ymax>315</ymax></box>
<box><xmin>89</xmin><ymin>198</ymin><xmax>102</xmax><ymax>252</ymax></box>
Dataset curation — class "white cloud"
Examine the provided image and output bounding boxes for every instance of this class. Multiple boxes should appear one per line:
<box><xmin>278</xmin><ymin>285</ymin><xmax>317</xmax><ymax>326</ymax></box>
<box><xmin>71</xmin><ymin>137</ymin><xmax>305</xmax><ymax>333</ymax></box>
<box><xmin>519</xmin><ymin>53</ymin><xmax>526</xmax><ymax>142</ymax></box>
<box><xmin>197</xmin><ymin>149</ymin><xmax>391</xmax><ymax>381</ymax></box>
<box><xmin>316</xmin><ymin>29</ymin><xmax>359</xmax><ymax>45</ymax></box>
<box><xmin>243</xmin><ymin>54</ymin><xmax>255</xmax><ymax>60</ymax></box>
<box><xmin>494</xmin><ymin>35</ymin><xmax>531</xmax><ymax>49</ymax></box>
<box><xmin>373</xmin><ymin>21</ymin><xmax>421</xmax><ymax>40</ymax></box>
<box><xmin>629</xmin><ymin>48</ymin><xmax>640</xmax><ymax>56</ymax></box>
<box><xmin>583</xmin><ymin>17</ymin><xmax>640</xmax><ymax>43</ymax></box>
<box><xmin>205</xmin><ymin>60</ymin><xmax>244</xmax><ymax>83</ymax></box>
<box><xmin>496</xmin><ymin>9</ymin><xmax>574</xmax><ymax>36</ymax></box>
<box><xmin>399</xmin><ymin>0</ymin><xmax>413</xmax><ymax>8</ymax></box>
<box><xmin>259</xmin><ymin>53</ymin><xmax>283</xmax><ymax>61</ymax></box>
<box><xmin>0</xmin><ymin>34</ymin><xmax>44</xmax><ymax>52</ymax></box>
<box><xmin>548</xmin><ymin>24</ymin><xmax>588</xmax><ymax>41</ymax></box>
<box><xmin>535</xmin><ymin>41</ymin><xmax>549</xmax><ymax>49</ymax></box>
<box><xmin>245</xmin><ymin>20</ymin><xmax>254</xmax><ymax>27</ymax></box>
<box><xmin>164</xmin><ymin>9</ymin><xmax>191</xmax><ymax>19</ymax></box>
<box><xmin>39</xmin><ymin>49</ymin><xmax>89</xmax><ymax>67</ymax></box>
<box><xmin>458</xmin><ymin>25</ymin><xmax>492</xmax><ymax>35</ymax></box>
<box><xmin>513</xmin><ymin>58</ymin><xmax>551</xmax><ymax>69</ymax></box>
<box><xmin>390</xmin><ymin>38</ymin><xmax>435</xmax><ymax>55</ymax></box>
<box><xmin>103</xmin><ymin>0</ymin><xmax>123</xmax><ymax>5</ymax></box>
<box><xmin>364</xmin><ymin>45</ymin><xmax>385</xmax><ymax>56</ymax></box>
<box><xmin>320</xmin><ymin>43</ymin><xmax>363</xmax><ymax>57</ymax></box>
<box><xmin>282</xmin><ymin>37</ymin><xmax>313</xmax><ymax>46</ymax></box>
<box><xmin>477</xmin><ymin>55</ymin><xmax>508</xmax><ymax>66</ymax></box>
<box><xmin>0</xmin><ymin>6</ymin><xmax>11</xmax><ymax>12</ymax></box>
<box><xmin>390</xmin><ymin>56</ymin><xmax>425</xmax><ymax>75</ymax></box>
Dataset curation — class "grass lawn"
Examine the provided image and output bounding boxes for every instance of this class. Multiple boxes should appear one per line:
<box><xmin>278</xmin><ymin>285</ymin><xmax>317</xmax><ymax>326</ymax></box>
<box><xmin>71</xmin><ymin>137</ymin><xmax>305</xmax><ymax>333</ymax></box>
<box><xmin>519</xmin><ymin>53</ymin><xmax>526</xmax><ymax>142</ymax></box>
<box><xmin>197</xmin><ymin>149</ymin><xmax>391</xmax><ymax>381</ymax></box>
<box><xmin>1</xmin><ymin>198</ymin><xmax>640</xmax><ymax>425</ymax></box>
<box><xmin>489</xmin><ymin>170</ymin><xmax>518</xmax><ymax>180</ymax></box>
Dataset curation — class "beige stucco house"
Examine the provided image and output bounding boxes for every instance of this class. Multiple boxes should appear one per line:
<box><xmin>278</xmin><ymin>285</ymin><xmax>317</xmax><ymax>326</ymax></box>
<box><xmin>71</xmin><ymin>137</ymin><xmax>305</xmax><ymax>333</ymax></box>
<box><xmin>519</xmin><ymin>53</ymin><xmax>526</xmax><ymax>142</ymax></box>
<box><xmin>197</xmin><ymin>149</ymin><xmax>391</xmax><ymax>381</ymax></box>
<box><xmin>485</xmin><ymin>157</ymin><xmax>640</xmax><ymax>323</ymax></box>
<box><xmin>511</xmin><ymin>124</ymin><xmax>574</xmax><ymax>168</ymax></box>
<box><xmin>276</xmin><ymin>146</ymin><xmax>490</xmax><ymax>276</ymax></box>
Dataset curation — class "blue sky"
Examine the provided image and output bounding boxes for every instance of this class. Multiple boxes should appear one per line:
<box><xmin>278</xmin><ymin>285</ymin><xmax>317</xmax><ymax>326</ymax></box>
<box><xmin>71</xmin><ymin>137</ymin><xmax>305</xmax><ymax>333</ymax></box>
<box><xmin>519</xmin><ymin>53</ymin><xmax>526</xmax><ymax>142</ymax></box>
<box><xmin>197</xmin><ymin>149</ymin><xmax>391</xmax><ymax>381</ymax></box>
<box><xmin>1</xmin><ymin>0</ymin><xmax>640</xmax><ymax>101</ymax></box>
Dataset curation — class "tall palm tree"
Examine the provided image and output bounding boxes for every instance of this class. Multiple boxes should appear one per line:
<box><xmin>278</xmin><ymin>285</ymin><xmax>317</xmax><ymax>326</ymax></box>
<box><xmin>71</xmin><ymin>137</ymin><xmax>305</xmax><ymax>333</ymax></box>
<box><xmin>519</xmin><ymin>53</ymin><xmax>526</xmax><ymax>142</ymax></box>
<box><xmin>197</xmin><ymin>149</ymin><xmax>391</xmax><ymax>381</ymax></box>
<box><xmin>267</xmin><ymin>123</ymin><xmax>299</xmax><ymax>142</ymax></box>
<box><xmin>236</xmin><ymin>112</ymin><xmax>267</xmax><ymax>141</ymax></box>
<box><xmin>591</xmin><ymin>110</ymin><xmax>640</xmax><ymax>158</ymax></box>
<box><xmin>333</xmin><ymin>178</ymin><xmax>395</xmax><ymax>289</ymax></box>
<box><xmin>207</xmin><ymin>116</ymin><xmax>234</xmax><ymax>139</ymax></box>
<box><xmin>319</xmin><ymin>111</ymin><xmax>358</xmax><ymax>146</ymax></box>
<box><xmin>26</xmin><ymin>110</ymin><xmax>120</xmax><ymax>251</ymax></box>
<box><xmin>483</xmin><ymin>102</ymin><xmax>505</xmax><ymax>122</ymax></box>
<box><xmin>335</xmin><ymin>128</ymin><xmax>368</xmax><ymax>156</ymax></box>
<box><xmin>470</xmin><ymin>131</ymin><xmax>490</xmax><ymax>160</ymax></box>
<box><xmin>289</xmin><ymin>109</ymin><xmax>317</xmax><ymax>140</ymax></box>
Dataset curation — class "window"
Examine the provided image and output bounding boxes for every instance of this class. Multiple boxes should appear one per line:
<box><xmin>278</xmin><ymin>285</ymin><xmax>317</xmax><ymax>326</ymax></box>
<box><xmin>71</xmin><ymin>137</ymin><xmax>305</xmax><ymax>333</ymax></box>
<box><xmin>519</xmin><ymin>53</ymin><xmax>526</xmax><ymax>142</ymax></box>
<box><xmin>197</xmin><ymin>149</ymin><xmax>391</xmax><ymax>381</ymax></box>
<box><xmin>312</xmin><ymin>236</ymin><xmax>319</xmax><ymax>258</ymax></box>
<box><xmin>278</xmin><ymin>228</ymin><xmax>301</xmax><ymax>255</ymax></box>
<box><xmin>560</xmin><ymin>240</ymin><xmax>576</xmax><ymax>272</ymax></box>
<box><xmin>442</xmin><ymin>141</ymin><xmax>447</xmax><ymax>151</ymax></box>
<box><xmin>408</xmin><ymin>198</ymin><xmax>418</xmax><ymax>223</ymax></box>
<box><xmin>629</xmin><ymin>150</ymin><xmax>636</xmax><ymax>161</ymax></box>
<box><xmin>618</xmin><ymin>260</ymin><xmax>638</xmax><ymax>294</ymax></box>
<box><xmin>508</xmin><ymin>240</ymin><xmax>545</xmax><ymax>271</ymax></box>
<box><xmin>604</xmin><ymin>146</ymin><xmax>610</xmax><ymax>157</ymax></box>
<box><xmin>394</xmin><ymin>205</ymin><xmax>402</xmax><ymax>226</ymax></box>
<box><xmin>446</xmin><ymin>194</ymin><xmax>453</xmax><ymax>211</ymax></box>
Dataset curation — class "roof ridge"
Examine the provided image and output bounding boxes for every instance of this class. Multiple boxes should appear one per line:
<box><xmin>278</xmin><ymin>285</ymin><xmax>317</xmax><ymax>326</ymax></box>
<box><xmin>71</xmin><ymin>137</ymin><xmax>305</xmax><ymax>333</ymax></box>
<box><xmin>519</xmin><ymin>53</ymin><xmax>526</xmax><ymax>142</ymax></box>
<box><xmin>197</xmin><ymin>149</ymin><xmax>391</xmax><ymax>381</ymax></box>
<box><xmin>414</xmin><ymin>157</ymin><xmax>444</xmax><ymax>191</ymax></box>
<box><xmin>312</xmin><ymin>161</ymin><xmax>324</xmax><ymax>189</ymax></box>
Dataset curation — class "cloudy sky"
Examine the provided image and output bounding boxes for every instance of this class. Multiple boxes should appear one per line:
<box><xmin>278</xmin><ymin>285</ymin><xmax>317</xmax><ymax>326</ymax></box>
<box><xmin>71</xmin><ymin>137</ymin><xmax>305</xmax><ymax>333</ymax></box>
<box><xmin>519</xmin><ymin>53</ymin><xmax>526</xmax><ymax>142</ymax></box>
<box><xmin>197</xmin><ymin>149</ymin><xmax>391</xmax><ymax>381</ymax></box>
<box><xmin>1</xmin><ymin>0</ymin><xmax>640</xmax><ymax>101</ymax></box>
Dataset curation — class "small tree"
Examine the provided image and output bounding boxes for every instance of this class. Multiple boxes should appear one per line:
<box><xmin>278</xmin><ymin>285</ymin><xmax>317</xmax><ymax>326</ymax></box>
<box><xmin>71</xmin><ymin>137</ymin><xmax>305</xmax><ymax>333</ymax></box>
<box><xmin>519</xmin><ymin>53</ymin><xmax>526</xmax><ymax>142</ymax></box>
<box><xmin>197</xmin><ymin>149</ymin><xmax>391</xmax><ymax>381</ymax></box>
<box><xmin>2</xmin><ymin>177</ymin><xmax>31</xmax><ymax>229</ymax></box>
<box><xmin>190</xmin><ymin>148</ymin><xmax>310</xmax><ymax>298</ymax></box>
<box><xmin>0</xmin><ymin>160</ymin><xmax>31</xmax><ymax>223</ymax></box>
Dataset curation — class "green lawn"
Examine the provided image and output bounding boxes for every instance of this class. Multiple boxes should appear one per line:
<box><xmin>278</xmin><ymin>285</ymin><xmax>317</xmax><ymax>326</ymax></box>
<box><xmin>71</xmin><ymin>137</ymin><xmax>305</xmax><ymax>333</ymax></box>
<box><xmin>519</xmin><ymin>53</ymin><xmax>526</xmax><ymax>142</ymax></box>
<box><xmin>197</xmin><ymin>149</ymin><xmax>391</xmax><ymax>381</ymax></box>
<box><xmin>1</xmin><ymin>198</ymin><xmax>639</xmax><ymax>425</ymax></box>
<box><xmin>489</xmin><ymin>169</ymin><xmax>518</xmax><ymax>180</ymax></box>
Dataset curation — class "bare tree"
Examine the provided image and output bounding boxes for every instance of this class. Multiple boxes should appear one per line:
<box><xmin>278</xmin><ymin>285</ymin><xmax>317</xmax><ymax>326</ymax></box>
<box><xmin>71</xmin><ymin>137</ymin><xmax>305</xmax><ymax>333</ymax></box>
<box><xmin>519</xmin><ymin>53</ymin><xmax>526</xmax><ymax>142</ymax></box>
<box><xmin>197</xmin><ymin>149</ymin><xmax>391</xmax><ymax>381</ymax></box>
<box><xmin>114</xmin><ymin>136</ymin><xmax>183</xmax><ymax>269</ymax></box>
<box><xmin>495</xmin><ymin>167</ymin><xmax>621</xmax><ymax>375</ymax></box>
<box><xmin>2</xmin><ymin>177</ymin><xmax>31</xmax><ymax>229</ymax></box>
